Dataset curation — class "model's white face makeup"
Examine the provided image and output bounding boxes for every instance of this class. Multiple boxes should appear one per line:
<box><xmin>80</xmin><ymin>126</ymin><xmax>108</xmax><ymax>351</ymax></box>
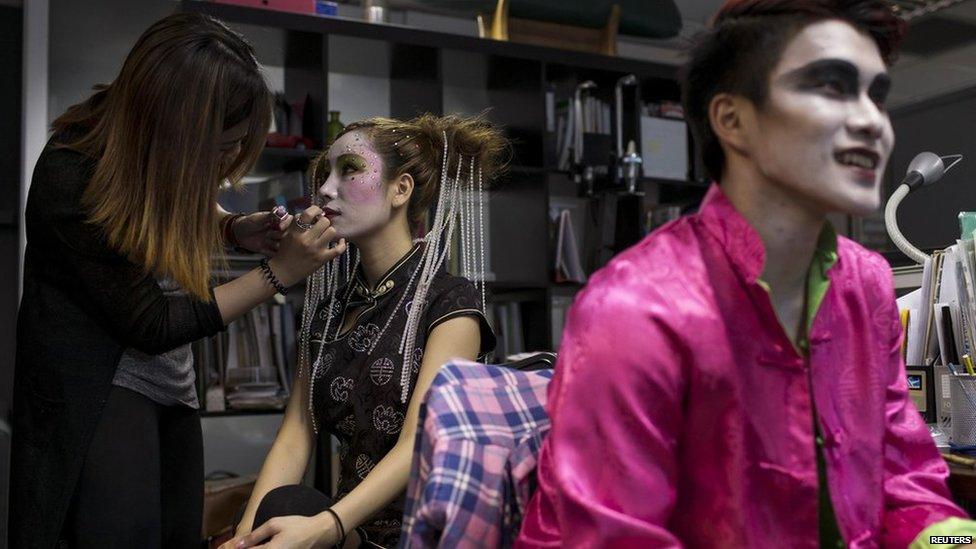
<box><xmin>316</xmin><ymin>130</ymin><xmax>392</xmax><ymax>240</ymax></box>
<box><xmin>746</xmin><ymin>20</ymin><xmax>894</xmax><ymax>217</ymax></box>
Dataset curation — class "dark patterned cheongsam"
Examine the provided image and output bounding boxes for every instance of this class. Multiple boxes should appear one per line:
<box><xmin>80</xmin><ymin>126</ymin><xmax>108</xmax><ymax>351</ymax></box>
<box><xmin>308</xmin><ymin>243</ymin><xmax>495</xmax><ymax>546</ymax></box>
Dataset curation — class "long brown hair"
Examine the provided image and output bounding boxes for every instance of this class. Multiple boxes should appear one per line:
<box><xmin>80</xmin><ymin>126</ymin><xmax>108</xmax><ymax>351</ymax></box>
<box><xmin>52</xmin><ymin>12</ymin><xmax>272</xmax><ymax>300</ymax></box>
<box><xmin>310</xmin><ymin>113</ymin><xmax>508</xmax><ymax>231</ymax></box>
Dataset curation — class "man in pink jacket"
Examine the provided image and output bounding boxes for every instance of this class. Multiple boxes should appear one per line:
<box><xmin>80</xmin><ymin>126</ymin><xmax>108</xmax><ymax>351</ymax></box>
<box><xmin>517</xmin><ymin>1</ymin><xmax>976</xmax><ymax>547</ymax></box>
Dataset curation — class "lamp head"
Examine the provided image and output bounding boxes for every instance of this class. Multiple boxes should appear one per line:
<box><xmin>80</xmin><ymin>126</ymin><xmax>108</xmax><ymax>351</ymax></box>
<box><xmin>907</xmin><ymin>152</ymin><xmax>962</xmax><ymax>187</ymax></box>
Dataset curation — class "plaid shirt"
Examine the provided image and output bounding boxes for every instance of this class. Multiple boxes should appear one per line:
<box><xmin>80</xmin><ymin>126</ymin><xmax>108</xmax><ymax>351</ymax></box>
<box><xmin>400</xmin><ymin>361</ymin><xmax>553</xmax><ymax>548</ymax></box>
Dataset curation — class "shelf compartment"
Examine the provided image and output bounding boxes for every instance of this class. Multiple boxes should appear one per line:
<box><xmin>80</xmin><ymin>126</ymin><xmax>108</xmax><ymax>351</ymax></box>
<box><xmin>182</xmin><ymin>0</ymin><xmax>678</xmax><ymax>78</ymax></box>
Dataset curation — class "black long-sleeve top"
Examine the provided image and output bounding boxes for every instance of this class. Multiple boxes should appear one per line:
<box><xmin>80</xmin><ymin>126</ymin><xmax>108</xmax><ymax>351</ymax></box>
<box><xmin>10</xmin><ymin>134</ymin><xmax>225</xmax><ymax>549</ymax></box>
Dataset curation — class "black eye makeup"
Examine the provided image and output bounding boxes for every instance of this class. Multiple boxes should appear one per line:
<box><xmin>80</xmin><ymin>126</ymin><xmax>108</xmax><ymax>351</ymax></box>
<box><xmin>867</xmin><ymin>73</ymin><xmax>891</xmax><ymax>108</ymax></box>
<box><xmin>783</xmin><ymin>58</ymin><xmax>891</xmax><ymax>109</ymax></box>
<box><xmin>788</xmin><ymin>59</ymin><xmax>859</xmax><ymax>95</ymax></box>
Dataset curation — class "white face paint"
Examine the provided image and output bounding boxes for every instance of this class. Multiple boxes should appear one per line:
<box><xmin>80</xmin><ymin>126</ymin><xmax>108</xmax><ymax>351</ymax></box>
<box><xmin>315</xmin><ymin>130</ymin><xmax>392</xmax><ymax>240</ymax></box>
<box><xmin>746</xmin><ymin>20</ymin><xmax>894</xmax><ymax>217</ymax></box>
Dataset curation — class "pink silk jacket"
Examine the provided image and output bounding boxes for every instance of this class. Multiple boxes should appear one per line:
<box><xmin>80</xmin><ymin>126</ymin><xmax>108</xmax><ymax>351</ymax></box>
<box><xmin>516</xmin><ymin>185</ymin><xmax>965</xmax><ymax>548</ymax></box>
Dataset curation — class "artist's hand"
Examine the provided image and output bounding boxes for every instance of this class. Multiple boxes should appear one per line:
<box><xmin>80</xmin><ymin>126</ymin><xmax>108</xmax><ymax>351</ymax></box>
<box><xmin>230</xmin><ymin>513</ymin><xmax>340</xmax><ymax>549</ymax></box>
<box><xmin>233</xmin><ymin>210</ymin><xmax>287</xmax><ymax>256</ymax></box>
<box><xmin>268</xmin><ymin>206</ymin><xmax>347</xmax><ymax>288</ymax></box>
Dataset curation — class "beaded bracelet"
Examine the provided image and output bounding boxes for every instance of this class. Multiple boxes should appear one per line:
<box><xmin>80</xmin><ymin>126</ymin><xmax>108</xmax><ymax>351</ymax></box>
<box><xmin>258</xmin><ymin>258</ymin><xmax>288</xmax><ymax>295</ymax></box>
<box><xmin>324</xmin><ymin>508</ymin><xmax>346</xmax><ymax>547</ymax></box>
<box><xmin>221</xmin><ymin>212</ymin><xmax>245</xmax><ymax>248</ymax></box>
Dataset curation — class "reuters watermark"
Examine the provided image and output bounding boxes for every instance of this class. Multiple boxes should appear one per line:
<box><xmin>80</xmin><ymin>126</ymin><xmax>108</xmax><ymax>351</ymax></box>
<box><xmin>930</xmin><ymin>536</ymin><xmax>973</xmax><ymax>545</ymax></box>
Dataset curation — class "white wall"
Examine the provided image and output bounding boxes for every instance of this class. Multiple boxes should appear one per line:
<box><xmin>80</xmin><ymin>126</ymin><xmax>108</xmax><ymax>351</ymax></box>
<box><xmin>20</xmin><ymin>0</ymin><xmax>48</xmax><ymax>298</ymax></box>
<box><xmin>226</xmin><ymin>22</ymin><xmax>286</xmax><ymax>92</ymax></box>
<box><xmin>442</xmin><ymin>49</ymin><xmax>489</xmax><ymax>117</ymax></box>
<box><xmin>47</xmin><ymin>1</ymin><xmax>294</xmax><ymax>121</ymax></box>
<box><xmin>48</xmin><ymin>0</ymin><xmax>173</xmax><ymax>123</ymax></box>
<box><xmin>328</xmin><ymin>35</ymin><xmax>391</xmax><ymax>123</ymax></box>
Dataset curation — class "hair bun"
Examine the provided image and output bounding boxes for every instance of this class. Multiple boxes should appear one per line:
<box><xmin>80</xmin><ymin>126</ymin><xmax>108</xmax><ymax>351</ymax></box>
<box><xmin>411</xmin><ymin>113</ymin><xmax>509</xmax><ymax>182</ymax></box>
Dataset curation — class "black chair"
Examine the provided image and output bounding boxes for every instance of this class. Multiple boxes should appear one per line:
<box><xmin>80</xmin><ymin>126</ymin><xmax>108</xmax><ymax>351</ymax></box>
<box><xmin>499</xmin><ymin>352</ymin><xmax>557</xmax><ymax>372</ymax></box>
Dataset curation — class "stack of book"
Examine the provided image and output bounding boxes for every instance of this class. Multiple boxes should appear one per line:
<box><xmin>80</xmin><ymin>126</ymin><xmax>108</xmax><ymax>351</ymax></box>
<box><xmin>553</xmin><ymin>96</ymin><xmax>613</xmax><ymax>171</ymax></box>
<box><xmin>193</xmin><ymin>301</ymin><xmax>297</xmax><ymax>412</ymax></box>
<box><xmin>552</xmin><ymin>207</ymin><xmax>586</xmax><ymax>284</ymax></box>
<box><xmin>899</xmin><ymin>236</ymin><xmax>976</xmax><ymax>368</ymax></box>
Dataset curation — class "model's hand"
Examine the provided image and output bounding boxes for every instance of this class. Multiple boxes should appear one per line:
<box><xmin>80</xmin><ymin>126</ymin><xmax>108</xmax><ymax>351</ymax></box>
<box><xmin>268</xmin><ymin>206</ymin><xmax>347</xmax><ymax>288</ymax></box>
<box><xmin>218</xmin><ymin>535</ymin><xmax>244</xmax><ymax>549</ymax></box>
<box><xmin>233</xmin><ymin>210</ymin><xmax>286</xmax><ymax>256</ymax></box>
<box><xmin>215</xmin><ymin>523</ymin><xmax>252</xmax><ymax>549</ymax></box>
<box><xmin>231</xmin><ymin>513</ymin><xmax>339</xmax><ymax>548</ymax></box>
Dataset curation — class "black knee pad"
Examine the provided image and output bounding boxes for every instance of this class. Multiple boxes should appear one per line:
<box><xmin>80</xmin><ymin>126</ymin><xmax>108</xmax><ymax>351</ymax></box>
<box><xmin>253</xmin><ymin>484</ymin><xmax>332</xmax><ymax>529</ymax></box>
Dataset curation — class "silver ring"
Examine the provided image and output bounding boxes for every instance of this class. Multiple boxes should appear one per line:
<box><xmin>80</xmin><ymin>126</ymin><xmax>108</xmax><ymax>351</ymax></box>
<box><xmin>294</xmin><ymin>217</ymin><xmax>314</xmax><ymax>232</ymax></box>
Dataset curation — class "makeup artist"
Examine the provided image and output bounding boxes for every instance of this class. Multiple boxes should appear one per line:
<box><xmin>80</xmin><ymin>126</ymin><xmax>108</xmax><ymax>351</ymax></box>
<box><xmin>10</xmin><ymin>12</ymin><xmax>345</xmax><ymax>549</ymax></box>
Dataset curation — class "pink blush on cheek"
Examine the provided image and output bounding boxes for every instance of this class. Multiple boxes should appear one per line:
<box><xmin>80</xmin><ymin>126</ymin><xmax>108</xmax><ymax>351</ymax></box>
<box><xmin>344</xmin><ymin>170</ymin><xmax>385</xmax><ymax>204</ymax></box>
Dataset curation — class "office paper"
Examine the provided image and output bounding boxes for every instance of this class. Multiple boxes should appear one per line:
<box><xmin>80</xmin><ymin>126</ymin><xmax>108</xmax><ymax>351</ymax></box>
<box><xmin>640</xmin><ymin>116</ymin><xmax>687</xmax><ymax>181</ymax></box>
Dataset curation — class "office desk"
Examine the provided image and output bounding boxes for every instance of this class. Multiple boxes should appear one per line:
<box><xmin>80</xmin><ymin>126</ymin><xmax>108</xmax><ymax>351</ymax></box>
<box><xmin>945</xmin><ymin>455</ymin><xmax>976</xmax><ymax>514</ymax></box>
<box><xmin>949</xmin><ymin>463</ymin><xmax>976</xmax><ymax>496</ymax></box>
